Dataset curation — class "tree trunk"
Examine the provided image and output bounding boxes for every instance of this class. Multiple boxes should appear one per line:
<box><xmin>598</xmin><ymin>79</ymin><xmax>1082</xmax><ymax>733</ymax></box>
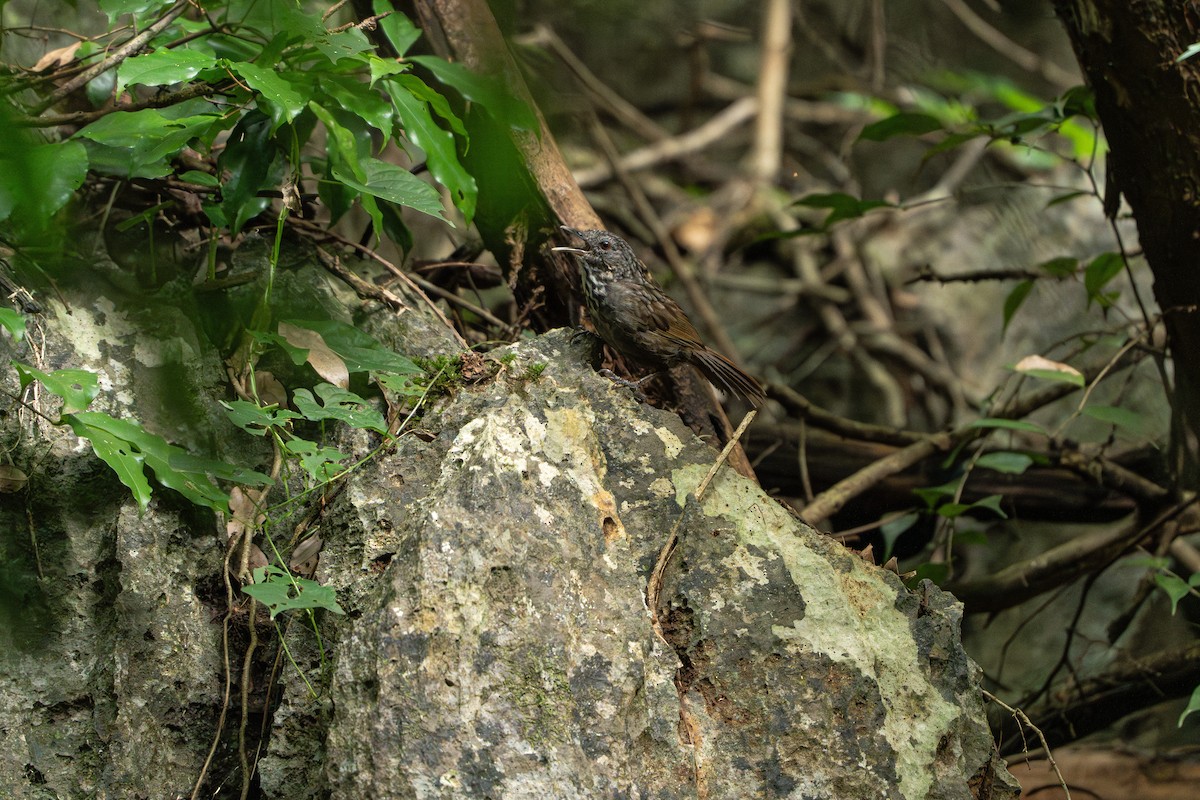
<box><xmin>1054</xmin><ymin>1</ymin><xmax>1200</xmax><ymax>471</ymax></box>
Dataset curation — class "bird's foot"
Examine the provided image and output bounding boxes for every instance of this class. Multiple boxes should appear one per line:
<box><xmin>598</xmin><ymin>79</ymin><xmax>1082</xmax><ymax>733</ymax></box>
<box><xmin>598</xmin><ymin>369</ymin><xmax>658</xmax><ymax>403</ymax></box>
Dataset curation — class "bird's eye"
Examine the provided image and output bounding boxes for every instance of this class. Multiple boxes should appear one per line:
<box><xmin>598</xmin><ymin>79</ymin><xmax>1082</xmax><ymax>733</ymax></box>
<box><xmin>598</xmin><ymin>239</ymin><xmax>612</xmax><ymax>251</ymax></box>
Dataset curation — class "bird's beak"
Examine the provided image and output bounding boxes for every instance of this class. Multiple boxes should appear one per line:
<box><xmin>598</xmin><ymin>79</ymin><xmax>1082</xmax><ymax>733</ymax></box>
<box><xmin>552</xmin><ymin>226</ymin><xmax>588</xmax><ymax>255</ymax></box>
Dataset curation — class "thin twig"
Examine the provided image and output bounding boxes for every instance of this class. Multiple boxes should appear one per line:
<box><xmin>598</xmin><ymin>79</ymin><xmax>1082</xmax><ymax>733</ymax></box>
<box><xmin>575</xmin><ymin>97</ymin><xmax>758</xmax><ymax>187</ymax></box>
<box><xmin>983</xmin><ymin>690</ymin><xmax>1072</xmax><ymax>800</ymax></box>
<box><xmin>647</xmin><ymin>410</ymin><xmax>756</xmax><ymax>640</ymax></box>
<box><xmin>28</xmin><ymin>0</ymin><xmax>191</xmax><ymax>116</ymax></box>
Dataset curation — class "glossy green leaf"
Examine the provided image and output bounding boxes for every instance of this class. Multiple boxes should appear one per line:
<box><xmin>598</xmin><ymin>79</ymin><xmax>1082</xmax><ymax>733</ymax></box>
<box><xmin>14</xmin><ymin>363</ymin><xmax>99</xmax><ymax>414</ymax></box>
<box><xmin>394</xmin><ymin>74</ymin><xmax>466</xmax><ymax>137</ymax></box>
<box><xmin>409</xmin><ymin>55</ymin><xmax>538</xmax><ymax>132</ymax></box>
<box><xmin>859</xmin><ymin>112</ymin><xmax>943</xmax><ymax>142</ymax></box>
<box><xmin>116</xmin><ymin>48</ymin><xmax>215</xmax><ymax>97</ymax></box>
<box><xmin>230</xmin><ymin>61</ymin><xmax>306</xmax><ymax>129</ymax></box>
<box><xmin>67</xmin><ymin>411</ymin><xmax>271</xmax><ymax>512</ymax></box>
<box><xmin>331</xmin><ymin>156</ymin><xmax>446</xmax><ymax>221</ymax></box>
<box><xmin>913</xmin><ymin>478</ymin><xmax>963</xmax><ymax>509</ymax></box>
<box><xmin>75</xmin><ymin>109</ymin><xmax>219</xmax><ymax>178</ymax></box>
<box><xmin>99</xmin><ymin>0</ymin><xmax>171</xmax><ymax>23</ymax></box>
<box><xmin>314</xmin><ymin>29</ymin><xmax>374</xmax><ymax>64</ymax></box>
<box><xmin>387</xmin><ymin>77</ymin><xmax>476</xmax><ymax>221</ymax></box>
<box><xmin>178</xmin><ymin>169</ymin><xmax>219</xmax><ymax>187</ymax></box>
<box><xmin>321</xmin><ymin>75</ymin><xmax>395</xmax><ymax>136</ymax></box>
<box><xmin>368</xmin><ymin>55</ymin><xmax>409</xmax><ymax>86</ymax></box>
<box><xmin>374</xmin><ymin>1</ymin><xmax>422</xmax><ymax>55</ymax></box>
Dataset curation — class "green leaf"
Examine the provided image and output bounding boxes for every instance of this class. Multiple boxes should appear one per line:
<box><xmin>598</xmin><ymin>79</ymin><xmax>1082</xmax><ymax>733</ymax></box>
<box><xmin>280</xmin><ymin>320</ymin><xmax>425</xmax><ymax>375</ymax></box>
<box><xmin>69</xmin><ymin>419</ymin><xmax>152</xmax><ymax>508</ymax></box>
<box><xmin>1178</xmin><ymin>685</ymin><xmax>1200</xmax><ymax>727</ymax></box>
<box><xmin>1084</xmin><ymin>252</ymin><xmax>1124</xmax><ymax>302</ymax></box>
<box><xmin>229</xmin><ymin>61</ymin><xmax>307</xmax><ymax>130</ymax></box>
<box><xmin>99</xmin><ymin>0</ymin><xmax>171</xmax><ymax>23</ymax></box>
<box><xmin>178</xmin><ymin>169</ymin><xmax>219</xmax><ymax>187</ymax></box>
<box><xmin>969</xmin><ymin>418</ymin><xmax>1046</xmax><ymax>435</ymax></box>
<box><xmin>68</xmin><ymin>411</ymin><xmax>271</xmax><ymax>512</ymax></box>
<box><xmin>906</xmin><ymin>562</ymin><xmax>949</xmax><ymax>588</ymax></box>
<box><xmin>284</xmin><ymin>437</ymin><xmax>349</xmax><ymax>482</ymax></box>
<box><xmin>332</xmin><ymin>156</ymin><xmax>447</xmax><ymax>222</ymax></box>
<box><xmin>321</xmin><ymin>75</ymin><xmax>395</xmax><ymax>136</ymax></box>
<box><xmin>969</xmin><ymin>494</ymin><xmax>1009</xmax><ymax>519</ymax></box>
<box><xmin>1081</xmin><ymin>404</ymin><xmax>1149</xmax><ymax>435</ymax></box>
<box><xmin>408</xmin><ymin>55</ymin><xmax>538</xmax><ymax>132</ymax></box>
<box><xmin>75</xmin><ymin>108</ymin><xmax>220</xmax><ymax>179</ymax></box>
<box><xmin>374</xmin><ymin>1</ymin><xmax>422</xmax><ymax>55</ymax></box>
<box><xmin>0</xmin><ymin>309</ymin><xmax>26</xmax><ymax>342</ymax></box>
<box><xmin>913</xmin><ymin>478</ymin><xmax>963</xmax><ymax>509</ymax></box>
<box><xmin>243</xmin><ymin>564</ymin><xmax>346</xmax><ymax>619</ymax></box>
<box><xmin>792</xmin><ymin>192</ymin><xmax>893</xmax><ymax>227</ymax></box>
<box><xmin>368</xmin><ymin>55</ymin><xmax>409</xmax><ymax>86</ymax></box>
<box><xmin>313</xmin><ymin>28</ymin><xmax>375</xmax><ymax>64</ymax></box>
<box><xmin>976</xmin><ymin>452</ymin><xmax>1033</xmax><ymax>475</ymax></box>
<box><xmin>292</xmin><ymin>384</ymin><xmax>388</xmax><ymax>434</ymax></box>
<box><xmin>1002</xmin><ymin>279</ymin><xmax>1033</xmax><ymax>333</ymax></box>
<box><xmin>1045</xmin><ymin>191</ymin><xmax>1088</xmax><ymax>209</ymax></box>
<box><xmin>395</xmin><ymin>74</ymin><xmax>467</xmax><ymax>137</ymax></box>
<box><xmin>14</xmin><ymin>364</ymin><xmax>99</xmax><ymax>414</ymax></box>
<box><xmin>222</xmin><ymin>400</ymin><xmax>302</xmax><ymax>436</ymax></box>
<box><xmin>0</xmin><ymin>139</ymin><xmax>89</xmax><ymax>227</ymax></box>
<box><xmin>116</xmin><ymin>48</ymin><xmax>215</xmax><ymax>97</ymax></box>
<box><xmin>880</xmin><ymin>512</ymin><xmax>918</xmax><ymax>562</ymax></box>
<box><xmin>387</xmin><ymin>77</ymin><xmax>477</xmax><ymax>221</ymax></box>
<box><xmin>859</xmin><ymin>112</ymin><xmax>943</xmax><ymax>142</ymax></box>
<box><xmin>218</xmin><ymin>110</ymin><xmax>276</xmax><ymax>233</ymax></box>
<box><xmin>1038</xmin><ymin>257</ymin><xmax>1078</xmax><ymax>278</ymax></box>
<box><xmin>1156</xmin><ymin>573</ymin><xmax>1191</xmax><ymax>615</ymax></box>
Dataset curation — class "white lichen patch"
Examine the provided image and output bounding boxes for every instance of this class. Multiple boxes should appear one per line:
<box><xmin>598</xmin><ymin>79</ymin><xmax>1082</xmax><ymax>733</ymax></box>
<box><xmin>647</xmin><ymin>477</ymin><xmax>675</xmax><ymax>498</ymax></box>
<box><xmin>672</xmin><ymin>463</ymin><xmax>958</xmax><ymax>800</ymax></box>
<box><xmin>653</xmin><ymin>426</ymin><xmax>684</xmax><ymax>459</ymax></box>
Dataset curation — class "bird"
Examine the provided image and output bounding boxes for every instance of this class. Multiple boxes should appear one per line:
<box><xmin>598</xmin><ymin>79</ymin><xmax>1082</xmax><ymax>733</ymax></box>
<box><xmin>553</xmin><ymin>227</ymin><xmax>764</xmax><ymax>406</ymax></box>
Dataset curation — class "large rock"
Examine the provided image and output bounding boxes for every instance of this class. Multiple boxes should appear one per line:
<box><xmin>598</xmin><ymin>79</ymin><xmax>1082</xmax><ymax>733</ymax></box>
<box><xmin>311</xmin><ymin>329</ymin><xmax>1015</xmax><ymax>799</ymax></box>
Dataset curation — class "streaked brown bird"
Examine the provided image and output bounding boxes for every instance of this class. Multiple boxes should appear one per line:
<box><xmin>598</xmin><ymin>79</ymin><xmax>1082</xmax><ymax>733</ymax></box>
<box><xmin>553</xmin><ymin>227</ymin><xmax>764</xmax><ymax>406</ymax></box>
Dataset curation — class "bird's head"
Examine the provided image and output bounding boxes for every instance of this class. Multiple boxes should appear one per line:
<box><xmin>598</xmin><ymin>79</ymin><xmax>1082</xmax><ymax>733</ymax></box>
<box><xmin>552</xmin><ymin>227</ymin><xmax>643</xmax><ymax>280</ymax></box>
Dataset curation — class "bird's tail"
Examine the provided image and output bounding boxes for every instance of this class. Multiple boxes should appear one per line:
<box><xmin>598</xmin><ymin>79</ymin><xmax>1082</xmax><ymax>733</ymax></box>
<box><xmin>690</xmin><ymin>348</ymin><xmax>765</xmax><ymax>407</ymax></box>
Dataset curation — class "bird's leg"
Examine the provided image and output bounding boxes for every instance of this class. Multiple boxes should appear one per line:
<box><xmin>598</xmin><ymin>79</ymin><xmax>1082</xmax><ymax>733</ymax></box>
<box><xmin>597</xmin><ymin>369</ymin><xmax>661</xmax><ymax>403</ymax></box>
